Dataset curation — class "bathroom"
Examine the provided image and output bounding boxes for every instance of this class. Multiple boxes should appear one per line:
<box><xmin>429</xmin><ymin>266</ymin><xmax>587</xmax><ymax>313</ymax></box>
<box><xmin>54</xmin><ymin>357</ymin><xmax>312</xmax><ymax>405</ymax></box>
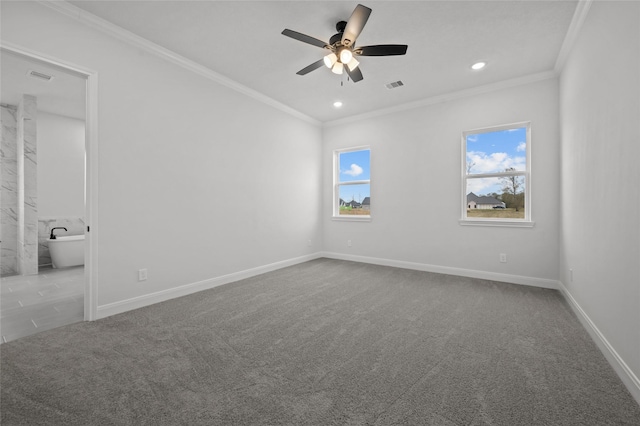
<box><xmin>0</xmin><ymin>49</ymin><xmax>87</xmax><ymax>342</ymax></box>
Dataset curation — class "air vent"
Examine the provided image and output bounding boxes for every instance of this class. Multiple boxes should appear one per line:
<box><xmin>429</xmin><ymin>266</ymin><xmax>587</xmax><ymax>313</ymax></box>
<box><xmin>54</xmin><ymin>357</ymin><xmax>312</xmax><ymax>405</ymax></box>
<box><xmin>27</xmin><ymin>70</ymin><xmax>54</xmax><ymax>82</ymax></box>
<box><xmin>385</xmin><ymin>80</ymin><xmax>404</xmax><ymax>89</ymax></box>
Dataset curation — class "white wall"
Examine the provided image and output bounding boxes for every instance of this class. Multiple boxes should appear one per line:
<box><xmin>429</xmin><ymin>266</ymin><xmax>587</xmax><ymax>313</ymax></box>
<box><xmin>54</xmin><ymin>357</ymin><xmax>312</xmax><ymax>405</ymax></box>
<box><xmin>3</xmin><ymin>0</ymin><xmax>638</xmax><ymax>401</ymax></box>
<box><xmin>323</xmin><ymin>78</ymin><xmax>560</xmax><ymax>285</ymax></box>
<box><xmin>559</xmin><ymin>1</ymin><xmax>640</xmax><ymax>399</ymax></box>
<box><xmin>2</xmin><ymin>2</ymin><xmax>322</xmax><ymax>310</ymax></box>
<box><xmin>5</xmin><ymin>2</ymin><xmax>637</xmax><ymax>393</ymax></box>
<box><xmin>37</xmin><ymin>112</ymin><xmax>85</xmax><ymax>218</ymax></box>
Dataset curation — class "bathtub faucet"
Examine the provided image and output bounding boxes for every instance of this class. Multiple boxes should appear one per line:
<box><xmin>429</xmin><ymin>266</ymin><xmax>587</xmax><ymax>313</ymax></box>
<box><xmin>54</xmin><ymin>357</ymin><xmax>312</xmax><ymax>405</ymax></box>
<box><xmin>50</xmin><ymin>227</ymin><xmax>68</xmax><ymax>240</ymax></box>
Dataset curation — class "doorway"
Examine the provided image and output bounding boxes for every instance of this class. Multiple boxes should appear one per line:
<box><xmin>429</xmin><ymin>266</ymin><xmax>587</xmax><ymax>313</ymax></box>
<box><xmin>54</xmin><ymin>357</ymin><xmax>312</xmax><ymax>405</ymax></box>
<box><xmin>0</xmin><ymin>45</ymin><xmax>97</xmax><ymax>342</ymax></box>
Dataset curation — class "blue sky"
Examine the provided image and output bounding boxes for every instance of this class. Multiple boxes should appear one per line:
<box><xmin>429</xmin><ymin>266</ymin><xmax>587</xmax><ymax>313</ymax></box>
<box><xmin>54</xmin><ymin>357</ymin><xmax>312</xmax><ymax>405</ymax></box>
<box><xmin>334</xmin><ymin>130</ymin><xmax>526</xmax><ymax>203</ymax></box>
<box><xmin>339</xmin><ymin>149</ymin><xmax>370</xmax><ymax>203</ymax></box>
<box><xmin>466</xmin><ymin>127</ymin><xmax>526</xmax><ymax>195</ymax></box>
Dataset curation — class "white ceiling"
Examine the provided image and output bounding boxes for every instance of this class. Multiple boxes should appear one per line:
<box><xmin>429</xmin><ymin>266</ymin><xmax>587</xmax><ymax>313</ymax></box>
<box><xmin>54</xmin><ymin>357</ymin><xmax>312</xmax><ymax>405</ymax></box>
<box><xmin>1</xmin><ymin>50</ymin><xmax>86</xmax><ymax>120</ymax></box>
<box><xmin>3</xmin><ymin>1</ymin><xmax>579</xmax><ymax>123</ymax></box>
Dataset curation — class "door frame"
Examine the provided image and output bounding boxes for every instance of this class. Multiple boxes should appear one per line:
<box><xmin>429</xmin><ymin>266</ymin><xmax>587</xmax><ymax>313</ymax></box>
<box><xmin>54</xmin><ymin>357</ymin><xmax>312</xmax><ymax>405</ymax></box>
<box><xmin>1</xmin><ymin>42</ymin><xmax>99</xmax><ymax>320</ymax></box>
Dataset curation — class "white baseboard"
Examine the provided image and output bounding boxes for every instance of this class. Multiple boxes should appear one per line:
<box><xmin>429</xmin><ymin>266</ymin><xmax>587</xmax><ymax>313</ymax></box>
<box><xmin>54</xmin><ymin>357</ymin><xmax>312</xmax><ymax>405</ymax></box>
<box><xmin>95</xmin><ymin>252</ymin><xmax>639</xmax><ymax>405</ymax></box>
<box><xmin>557</xmin><ymin>281</ymin><xmax>640</xmax><ymax>405</ymax></box>
<box><xmin>322</xmin><ymin>252</ymin><xmax>640</xmax><ymax>404</ymax></box>
<box><xmin>319</xmin><ymin>251</ymin><xmax>559</xmax><ymax>289</ymax></box>
<box><xmin>96</xmin><ymin>253</ymin><xmax>321</xmax><ymax>319</ymax></box>
<box><xmin>96</xmin><ymin>252</ymin><xmax>556</xmax><ymax>319</ymax></box>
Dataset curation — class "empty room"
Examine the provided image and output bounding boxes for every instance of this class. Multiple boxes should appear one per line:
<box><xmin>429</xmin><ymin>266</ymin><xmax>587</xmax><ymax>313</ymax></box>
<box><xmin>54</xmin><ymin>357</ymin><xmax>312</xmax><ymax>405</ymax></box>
<box><xmin>1</xmin><ymin>1</ymin><xmax>639</xmax><ymax>424</ymax></box>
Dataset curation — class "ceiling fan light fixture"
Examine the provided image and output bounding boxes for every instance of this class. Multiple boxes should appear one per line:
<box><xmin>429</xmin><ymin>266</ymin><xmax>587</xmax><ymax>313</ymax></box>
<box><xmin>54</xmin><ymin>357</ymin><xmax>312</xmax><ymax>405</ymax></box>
<box><xmin>281</xmin><ymin>4</ymin><xmax>408</xmax><ymax>84</ymax></box>
<box><xmin>324</xmin><ymin>53</ymin><xmax>338</xmax><ymax>68</ymax></box>
<box><xmin>346</xmin><ymin>57</ymin><xmax>360</xmax><ymax>71</ymax></box>
<box><xmin>339</xmin><ymin>48</ymin><xmax>353</xmax><ymax>64</ymax></box>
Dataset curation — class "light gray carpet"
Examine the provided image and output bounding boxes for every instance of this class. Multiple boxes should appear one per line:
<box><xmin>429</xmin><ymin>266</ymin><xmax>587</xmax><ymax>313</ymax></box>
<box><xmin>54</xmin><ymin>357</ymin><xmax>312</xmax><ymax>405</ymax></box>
<box><xmin>1</xmin><ymin>258</ymin><xmax>639</xmax><ymax>425</ymax></box>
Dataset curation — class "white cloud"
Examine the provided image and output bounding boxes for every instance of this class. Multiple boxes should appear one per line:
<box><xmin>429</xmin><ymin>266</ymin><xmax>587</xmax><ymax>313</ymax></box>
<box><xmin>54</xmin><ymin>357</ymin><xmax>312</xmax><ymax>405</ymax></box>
<box><xmin>343</xmin><ymin>163</ymin><xmax>363</xmax><ymax>177</ymax></box>
<box><xmin>516</xmin><ymin>142</ymin><xmax>526</xmax><ymax>152</ymax></box>
<box><xmin>467</xmin><ymin>177</ymin><xmax>501</xmax><ymax>195</ymax></box>
<box><xmin>467</xmin><ymin>151</ymin><xmax>525</xmax><ymax>174</ymax></box>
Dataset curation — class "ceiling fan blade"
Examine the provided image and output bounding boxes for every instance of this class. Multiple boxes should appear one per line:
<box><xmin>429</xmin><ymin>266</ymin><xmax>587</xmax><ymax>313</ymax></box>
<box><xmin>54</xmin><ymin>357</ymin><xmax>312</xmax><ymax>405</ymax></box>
<box><xmin>282</xmin><ymin>29</ymin><xmax>329</xmax><ymax>49</ymax></box>
<box><xmin>296</xmin><ymin>59</ymin><xmax>326</xmax><ymax>75</ymax></box>
<box><xmin>345</xmin><ymin>65</ymin><xmax>364</xmax><ymax>83</ymax></box>
<box><xmin>356</xmin><ymin>44</ymin><xmax>408</xmax><ymax>56</ymax></box>
<box><xmin>341</xmin><ymin>4</ymin><xmax>372</xmax><ymax>47</ymax></box>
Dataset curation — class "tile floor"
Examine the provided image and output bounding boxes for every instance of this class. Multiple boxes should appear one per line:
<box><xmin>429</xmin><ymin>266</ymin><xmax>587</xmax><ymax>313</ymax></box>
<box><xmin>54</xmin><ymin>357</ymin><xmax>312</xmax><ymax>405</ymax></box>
<box><xmin>0</xmin><ymin>267</ymin><xmax>84</xmax><ymax>343</ymax></box>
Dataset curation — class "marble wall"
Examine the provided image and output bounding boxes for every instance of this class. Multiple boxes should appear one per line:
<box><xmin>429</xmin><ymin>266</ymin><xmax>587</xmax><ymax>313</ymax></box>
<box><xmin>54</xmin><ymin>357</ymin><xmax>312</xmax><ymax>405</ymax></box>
<box><xmin>17</xmin><ymin>95</ymin><xmax>38</xmax><ymax>275</ymax></box>
<box><xmin>1</xmin><ymin>105</ymin><xmax>18</xmax><ymax>276</ymax></box>
<box><xmin>3</xmin><ymin>99</ymin><xmax>85</xmax><ymax>273</ymax></box>
<box><xmin>38</xmin><ymin>216</ymin><xmax>84</xmax><ymax>267</ymax></box>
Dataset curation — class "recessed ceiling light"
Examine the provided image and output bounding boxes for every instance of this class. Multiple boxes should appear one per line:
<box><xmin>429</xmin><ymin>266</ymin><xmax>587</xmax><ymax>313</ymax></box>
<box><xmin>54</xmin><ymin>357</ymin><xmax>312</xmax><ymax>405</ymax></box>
<box><xmin>471</xmin><ymin>62</ymin><xmax>487</xmax><ymax>70</ymax></box>
<box><xmin>333</xmin><ymin>101</ymin><xmax>343</xmax><ymax>108</ymax></box>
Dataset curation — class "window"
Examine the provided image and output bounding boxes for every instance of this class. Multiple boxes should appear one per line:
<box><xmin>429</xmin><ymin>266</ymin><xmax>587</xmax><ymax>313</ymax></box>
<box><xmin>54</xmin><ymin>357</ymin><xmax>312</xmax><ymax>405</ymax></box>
<box><xmin>461</xmin><ymin>122</ymin><xmax>532</xmax><ymax>226</ymax></box>
<box><xmin>334</xmin><ymin>147</ymin><xmax>371</xmax><ymax>219</ymax></box>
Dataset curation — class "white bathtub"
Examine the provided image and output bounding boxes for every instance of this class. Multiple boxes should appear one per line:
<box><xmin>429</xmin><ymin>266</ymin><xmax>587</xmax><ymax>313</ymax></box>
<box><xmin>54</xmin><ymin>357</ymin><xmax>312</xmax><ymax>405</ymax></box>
<box><xmin>48</xmin><ymin>235</ymin><xmax>85</xmax><ymax>268</ymax></box>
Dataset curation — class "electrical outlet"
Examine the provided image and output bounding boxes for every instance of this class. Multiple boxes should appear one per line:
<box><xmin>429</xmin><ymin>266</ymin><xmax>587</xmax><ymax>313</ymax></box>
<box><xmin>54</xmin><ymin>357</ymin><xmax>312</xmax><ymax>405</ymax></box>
<box><xmin>499</xmin><ymin>253</ymin><xmax>507</xmax><ymax>263</ymax></box>
<box><xmin>347</xmin><ymin>239</ymin><xmax>352</xmax><ymax>247</ymax></box>
<box><xmin>138</xmin><ymin>268</ymin><xmax>148</xmax><ymax>281</ymax></box>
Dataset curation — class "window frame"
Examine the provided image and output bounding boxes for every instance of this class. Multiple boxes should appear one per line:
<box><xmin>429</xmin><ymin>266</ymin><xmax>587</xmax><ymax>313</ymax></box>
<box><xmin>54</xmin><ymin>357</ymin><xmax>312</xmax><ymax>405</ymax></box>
<box><xmin>460</xmin><ymin>122</ymin><xmax>533</xmax><ymax>228</ymax></box>
<box><xmin>333</xmin><ymin>146</ymin><xmax>371</xmax><ymax>221</ymax></box>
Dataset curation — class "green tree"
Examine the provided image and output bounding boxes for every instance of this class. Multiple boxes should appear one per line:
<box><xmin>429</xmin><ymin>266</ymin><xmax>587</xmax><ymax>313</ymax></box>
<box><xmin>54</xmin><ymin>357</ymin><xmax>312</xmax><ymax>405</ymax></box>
<box><xmin>500</xmin><ymin>168</ymin><xmax>524</xmax><ymax>212</ymax></box>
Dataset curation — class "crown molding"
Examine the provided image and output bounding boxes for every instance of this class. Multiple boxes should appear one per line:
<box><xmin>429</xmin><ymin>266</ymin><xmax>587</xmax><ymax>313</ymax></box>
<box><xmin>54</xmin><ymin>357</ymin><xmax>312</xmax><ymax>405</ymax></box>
<box><xmin>554</xmin><ymin>0</ymin><xmax>593</xmax><ymax>73</ymax></box>
<box><xmin>36</xmin><ymin>1</ymin><xmax>321</xmax><ymax>127</ymax></box>
<box><xmin>35</xmin><ymin>0</ymin><xmax>582</xmax><ymax>129</ymax></box>
<box><xmin>324</xmin><ymin>70</ymin><xmax>557</xmax><ymax>128</ymax></box>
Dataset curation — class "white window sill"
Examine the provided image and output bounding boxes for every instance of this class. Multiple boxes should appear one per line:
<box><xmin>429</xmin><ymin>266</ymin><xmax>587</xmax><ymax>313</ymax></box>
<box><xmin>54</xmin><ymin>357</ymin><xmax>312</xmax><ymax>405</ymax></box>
<box><xmin>332</xmin><ymin>216</ymin><xmax>372</xmax><ymax>222</ymax></box>
<box><xmin>459</xmin><ymin>219</ymin><xmax>535</xmax><ymax>228</ymax></box>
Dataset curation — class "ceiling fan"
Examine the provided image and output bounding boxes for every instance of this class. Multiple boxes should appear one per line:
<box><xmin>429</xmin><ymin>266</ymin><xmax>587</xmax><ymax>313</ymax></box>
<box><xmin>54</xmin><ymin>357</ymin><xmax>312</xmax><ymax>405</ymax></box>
<box><xmin>281</xmin><ymin>4</ymin><xmax>408</xmax><ymax>83</ymax></box>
